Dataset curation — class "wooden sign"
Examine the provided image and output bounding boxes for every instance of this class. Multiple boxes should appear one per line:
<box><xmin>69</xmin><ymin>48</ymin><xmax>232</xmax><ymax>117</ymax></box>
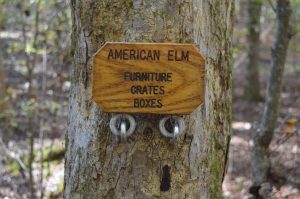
<box><xmin>92</xmin><ymin>42</ymin><xmax>205</xmax><ymax>115</ymax></box>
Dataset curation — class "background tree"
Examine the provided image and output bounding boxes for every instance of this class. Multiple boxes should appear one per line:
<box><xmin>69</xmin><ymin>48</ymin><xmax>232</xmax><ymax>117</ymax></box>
<box><xmin>0</xmin><ymin>1</ymin><xmax>9</xmax><ymax>113</ymax></box>
<box><xmin>0</xmin><ymin>68</ymin><xmax>10</xmax><ymax>115</ymax></box>
<box><xmin>64</xmin><ymin>0</ymin><xmax>234</xmax><ymax>198</ymax></box>
<box><xmin>251</xmin><ymin>0</ymin><xmax>292</xmax><ymax>197</ymax></box>
<box><xmin>244</xmin><ymin>0</ymin><xmax>263</xmax><ymax>101</ymax></box>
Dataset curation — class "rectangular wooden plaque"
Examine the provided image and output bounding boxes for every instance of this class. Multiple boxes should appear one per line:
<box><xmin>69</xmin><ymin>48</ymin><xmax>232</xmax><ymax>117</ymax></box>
<box><xmin>92</xmin><ymin>42</ymin><xmax>205</xmax><ymax>114</ymax></box>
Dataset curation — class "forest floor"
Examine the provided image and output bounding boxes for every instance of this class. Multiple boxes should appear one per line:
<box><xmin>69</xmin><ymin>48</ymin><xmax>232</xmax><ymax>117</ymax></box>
<box><xmin>223</xmin><ymin>41</ymin><xmax>300</xmax><ymax>198</ymax></box>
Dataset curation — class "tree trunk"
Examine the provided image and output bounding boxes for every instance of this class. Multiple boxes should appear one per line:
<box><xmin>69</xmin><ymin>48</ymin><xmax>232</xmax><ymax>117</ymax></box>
<box><xmin>0</xmin><ymin>67</ymin><xmax>9</xmax><ymax>113</ymax></box>
<box><xmin>0</xmin><ymin>40</ymin><xmax>10</xmax><ymax>116</ymax></box>
<box><xmin>251</xmin><ymin>0</ymin><xmax>291</xmax><ymax>197</ymax></box>
<box><xmin>244</xmin><ymin>0</ymin><xmax>263</xmax><ymax>101</ymax></box>
<box><xmin>64</xmin><ymin>1</ymin><xmax>234</xmax><ymax>198</ymax></box>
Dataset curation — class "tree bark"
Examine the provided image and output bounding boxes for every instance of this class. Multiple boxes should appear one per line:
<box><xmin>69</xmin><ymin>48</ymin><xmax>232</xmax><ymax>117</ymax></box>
<box><xmin>64</xmin><ymin>1</ymin><xmax>234</xmax><ymax>198</ymax></box>
<box><xmin>244</xmin><ymin>0</ymin><xmax>263</xmax><ymax>101</ymax></box>
<box><xmin>251</xmin><ymin>0</ymin><xmax>291</xmax><ymax>197</ymax></box>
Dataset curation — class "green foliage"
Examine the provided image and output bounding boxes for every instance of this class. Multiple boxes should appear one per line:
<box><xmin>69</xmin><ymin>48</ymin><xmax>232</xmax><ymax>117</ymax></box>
<box><xmin>0</xmin><ymin>89</ymin><xmax>17</xmax><ymax>129</ymax></box>
<box><xmin>1</xmin><ymin>0</ymin><xmax>71</xmax><ymax>61</ymax></box>
<box><xmin>291</xmin><ymin>0</ymin><xmax>300</xmax><ymax>32</ymax></box>
<box><xmin>18</xmin><ymin>98</ymin><xmax>37</xmax><ymax>116</ymax></box>
<box><xmin>4</xmin><ymin>159</ymin><xmax>20</xmax><ymax>175</ymax></box>
<box><xmin>42</xmin><ymin>143</ymin><xmax>65</xmax><ymax>163</ymax></box>
<box><xmin>45</xmin><ymin>100</ymin><xmax>62</xmax><ymax>114</ymax></box>
<box><xmin>0</xmin><ymin>1</ymin><xmax>7</xmax><ymax>30</ymax></box>
<box><xmin>289</xmin><ymin>41</ymin><xmax>300</xmax><ymax>51</ymax></box>
<box><xmin>0</xmin><ymin>109</ymin><xmax>18</xmax><ymax>128</ymax></box>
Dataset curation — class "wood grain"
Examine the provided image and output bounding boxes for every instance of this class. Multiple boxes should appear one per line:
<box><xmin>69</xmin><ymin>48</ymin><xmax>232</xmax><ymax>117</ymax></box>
<box><xmin>92</xmin><ymin>42</ymin><xmax>205</xmax><ymax>114</ymax></box>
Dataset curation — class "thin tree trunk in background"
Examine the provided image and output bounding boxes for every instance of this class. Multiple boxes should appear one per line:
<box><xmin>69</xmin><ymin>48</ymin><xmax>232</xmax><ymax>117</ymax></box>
<box><xmin>38</xmin><ymin>44</ymin><xmax>47</xmax><ymax>199</ymax></box>
<box><xmin>0</xmin><ymin>67</ymin><xmax>10</xmax><ymax>113</ymax></box>
<box><xmin>0</xmin><ymin>32</ymin><xmax>9</xmax><ymax>112</ymax></box>
<box><xmin>251</xmin><ymin>0</ymin><xmax>291</xmax><ymax>197</ymax></box>
<box><xmin>21</xmin><ymin>1</ymin><xmax>42</xmax><ymax>198</ymax></box>
<box><xmin>21</xmin><ymin>11</ymin><xmax>35</xmax><ymax>199</ymax></box>
<box><xmin>244</xmin><ymin>0</ymin><xmax>263</xmax><ymax>101</ymax></box>
<box><xmin>64</xmin><ymin>1</ymin><xmax>234</xmax><ymax>198</ymax></box>
<box><xmin>238</xmin><ymin>0</ymin><xmax>248</xmax><ymax>23</ymax></box>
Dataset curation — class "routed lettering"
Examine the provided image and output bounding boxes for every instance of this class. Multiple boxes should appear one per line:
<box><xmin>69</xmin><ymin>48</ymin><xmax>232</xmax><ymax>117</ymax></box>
<box><xmin>107</xmin><ymin>48</ymin><xmax>190</xmax><ymax>62</ymax></box>
<box><xmin>131</xmin><ymin>85</ymin><xmax>165</xmax><ymax>95</ymax></box>
<box><xmin>168</xmin><ymin>50</ymin><xmax>190</xmax><ymax>61</ymax></box>
<box><xmin>124</xmin><ymin>72</ymin><xmax>172</xmax><ymax>82</ymax></box>
<box><xmin>108</xmin><ymin>49</ymin><xmax>160</xmax><ymax>61</ymax></box>
<box><xmin>133</xmin><ymin>99</ymin><xmax>163</xmax><ymax>108</ymax></box>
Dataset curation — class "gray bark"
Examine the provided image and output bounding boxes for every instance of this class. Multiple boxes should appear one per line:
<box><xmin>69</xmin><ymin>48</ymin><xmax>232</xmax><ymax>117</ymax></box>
<box><xmin>64</xmin><ymin>1</ymin><xmax>234</xmax><ymax>198</ymax></box>
<box><xmin>251</xmin><ymin>0</ymin><xmax>292</xmax><ymax>197</ymax></box>
<box><xmin>244</xmin><ymin>0</ymin><xmax>263</xmax><ymax>101</ymax></box>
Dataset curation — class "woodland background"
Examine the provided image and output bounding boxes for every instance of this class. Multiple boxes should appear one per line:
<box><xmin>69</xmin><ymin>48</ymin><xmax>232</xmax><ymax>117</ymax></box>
<box><xmin>0</xmin><ymin>0</ymin><xmax>299</xmax><ymax>198</ymax></box>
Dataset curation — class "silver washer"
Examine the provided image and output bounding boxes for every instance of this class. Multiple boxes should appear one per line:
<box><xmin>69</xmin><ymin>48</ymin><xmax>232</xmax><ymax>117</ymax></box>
<box><xmin>159</xmin><ymin>116</ymin><xmax>185</xmax><ymax>139</ymax></box>
<box><xmin>110</xmin><ymin>114</ymin><xmax>136</xmax><ymax>140</ymax></box>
